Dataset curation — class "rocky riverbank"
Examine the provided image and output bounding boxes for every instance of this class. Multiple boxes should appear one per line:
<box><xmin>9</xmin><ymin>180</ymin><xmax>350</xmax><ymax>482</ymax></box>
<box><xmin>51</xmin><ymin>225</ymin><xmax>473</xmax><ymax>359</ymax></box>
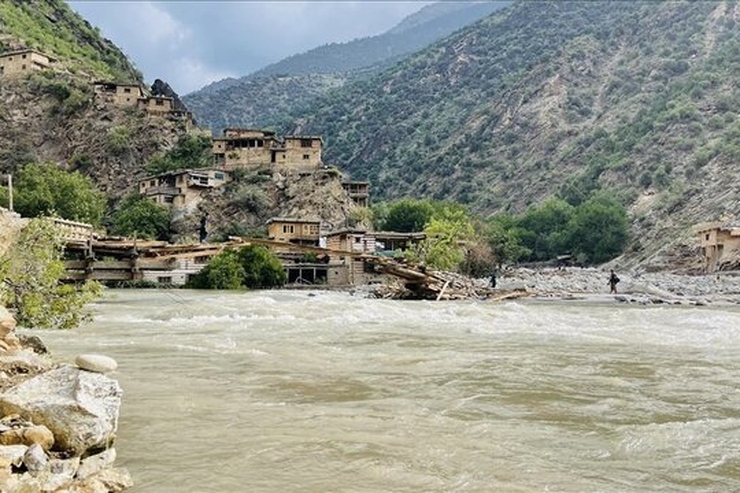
<box><xmin>492</xmin><ymin>266</ymin><xmax>740</xmax><ymax>306</ymax></box>
<box><xmin>0</xmin><ymin>306</ymin><xmax>131</xmax><ymax>492</ymax></box>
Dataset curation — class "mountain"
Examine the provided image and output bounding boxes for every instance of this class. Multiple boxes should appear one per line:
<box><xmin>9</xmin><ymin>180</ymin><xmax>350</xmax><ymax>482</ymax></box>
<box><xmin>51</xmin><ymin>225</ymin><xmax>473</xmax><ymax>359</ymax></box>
<box><xmin>0</xmin><ymin>0</ymin><xmax>188</xmax><ymax>198</ymax></box>
<box><xmin>183</xmin><ymin>1</ymin><xmax>509</xmax><ymax>133</ymax></box>
<box><xmin>278</xmin><ymin>0</ymin><xmax>740</xmax><ymax>267</ymax></box>
<box><xmin>0</xmin><ymin>0</ymin><xmax>140</xmax><ymax>81</ymax></box>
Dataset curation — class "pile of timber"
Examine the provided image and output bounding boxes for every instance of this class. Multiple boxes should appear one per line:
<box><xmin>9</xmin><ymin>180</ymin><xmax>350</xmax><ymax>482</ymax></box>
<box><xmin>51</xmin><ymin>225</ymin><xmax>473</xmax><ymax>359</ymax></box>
<box><xmin>368</xmin><ymin>258</ymin><xmax>530</xmax><ymax>301</ymax></box>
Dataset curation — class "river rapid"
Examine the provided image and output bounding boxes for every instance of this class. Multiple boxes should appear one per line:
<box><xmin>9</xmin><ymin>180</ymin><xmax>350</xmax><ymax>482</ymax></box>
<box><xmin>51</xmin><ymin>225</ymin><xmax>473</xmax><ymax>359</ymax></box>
<box><xmin>33</xmin><ymin>289</ymin><xmax>740</xmax><ymax>492</ymax></box>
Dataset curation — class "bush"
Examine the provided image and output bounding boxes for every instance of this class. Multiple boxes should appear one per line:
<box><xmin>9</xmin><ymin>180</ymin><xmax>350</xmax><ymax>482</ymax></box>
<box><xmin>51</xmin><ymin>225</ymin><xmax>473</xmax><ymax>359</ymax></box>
<box><xmin>109</xmin><ymin>194</ymin><xmax>171</xmax><ymax>240</ymax></box>
<box><xmin>13</xmin><ymin>162</ymin><xmax>106</xmax><ymax>226</ymax></box>
<box><xmin>0</xmin><ymin>218</ymin><xmax>102</xmax><ymax>329</ymax></box>
<box><xmin>187</xmin><ymin>245</ymin><xmax>286</xmax><ymax>290</ymax></box>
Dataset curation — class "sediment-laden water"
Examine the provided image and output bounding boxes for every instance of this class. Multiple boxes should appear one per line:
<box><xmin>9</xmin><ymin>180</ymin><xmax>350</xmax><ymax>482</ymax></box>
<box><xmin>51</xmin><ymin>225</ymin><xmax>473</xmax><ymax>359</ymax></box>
<box><xmin>35</xmin><ymin>289</ymin><xmax>740</xmax><ymax>492</ymax></box>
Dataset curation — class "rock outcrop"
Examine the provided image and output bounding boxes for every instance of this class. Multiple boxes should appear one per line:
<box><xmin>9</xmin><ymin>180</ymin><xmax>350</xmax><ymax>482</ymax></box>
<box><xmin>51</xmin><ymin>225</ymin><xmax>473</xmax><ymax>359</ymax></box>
<box><xmin>0</xmin><ymin>307</ymin><xmax>131</xmax><ymax>492</ymax></box>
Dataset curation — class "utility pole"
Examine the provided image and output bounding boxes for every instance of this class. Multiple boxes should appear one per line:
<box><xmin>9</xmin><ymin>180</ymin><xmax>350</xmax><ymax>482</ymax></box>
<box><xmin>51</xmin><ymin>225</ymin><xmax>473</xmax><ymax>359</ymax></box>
<box><xmin>6</xmin><ymin>174</ymin><xmax>12</xmax><ymax>212</ymax></box>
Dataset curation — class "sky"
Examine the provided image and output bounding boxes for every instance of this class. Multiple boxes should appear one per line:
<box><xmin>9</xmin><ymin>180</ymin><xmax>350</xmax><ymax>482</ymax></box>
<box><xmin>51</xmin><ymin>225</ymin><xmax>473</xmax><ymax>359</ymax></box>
<box><xmin>68</xmin><ymin>1</ymin><xmax>432</xmax><ymax>95</ymax></box>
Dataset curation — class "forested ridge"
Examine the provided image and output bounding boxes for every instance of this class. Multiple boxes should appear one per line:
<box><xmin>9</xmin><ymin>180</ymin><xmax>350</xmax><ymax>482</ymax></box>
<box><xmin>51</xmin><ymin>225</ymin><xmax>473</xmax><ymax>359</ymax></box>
<box><xmin>278</xmin><ymin>1</ymin><xmax>740</xmax><ymax>264</ymax></box>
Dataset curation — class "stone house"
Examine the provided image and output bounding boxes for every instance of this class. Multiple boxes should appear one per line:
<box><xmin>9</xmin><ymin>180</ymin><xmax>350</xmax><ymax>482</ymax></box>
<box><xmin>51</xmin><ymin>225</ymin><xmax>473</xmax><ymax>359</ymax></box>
<box><xmin>212</xmin><ymin>128</ymin><xmax>323</xmax><ymax>171</ymax></box>
<box><xmin>93</xmin><ymin>82</ymin><xmax>144</xmax><ymax>107</ymax></box>
<box><xmin>324</xmin><ymin>229</ymin><xmax>380</xmax><ymax>285</ymax></box>
<box><xmin>341</xmin><ymin>181</ymin><xmax>370</xmax><ymax>208</ymax></box>
<box><xmin>138</xmin><ymin>169</ymin><xmax>230</xmax><ymax>213</ymax></box>
<box><xmin>137</xmin><ymin>95</ymin><xmax>174</xmax><ymax>113</ymax></box>
<box><xmin>0</xmin><ymin>49</ymin><xmax>52</xmax><ymax>76</ymax></box>
<box><xmin>266</xmin><ymin>218</ymin><xmax>322</xmax><ymax>246</ymax></box>
<box><xmin>696</xmin><ymin>222</ymin><xmax>740</xmax><ymax>272</ymax></box>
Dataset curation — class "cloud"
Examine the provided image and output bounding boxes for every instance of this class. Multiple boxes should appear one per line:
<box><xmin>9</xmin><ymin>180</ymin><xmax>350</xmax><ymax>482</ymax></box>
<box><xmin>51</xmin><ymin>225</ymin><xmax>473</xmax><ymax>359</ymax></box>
<box><xmin>68</xmin><ymin>1</ymin><xmax>431</xmax><ymax>94</ymax></box>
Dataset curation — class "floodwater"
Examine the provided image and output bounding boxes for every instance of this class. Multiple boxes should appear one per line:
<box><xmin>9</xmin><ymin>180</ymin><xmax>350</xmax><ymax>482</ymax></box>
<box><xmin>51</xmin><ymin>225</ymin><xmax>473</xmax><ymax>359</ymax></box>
<box><xmin>35</xmin><ymin>289</ymin><xmax>740</xmax><ymax>492</ymax></box>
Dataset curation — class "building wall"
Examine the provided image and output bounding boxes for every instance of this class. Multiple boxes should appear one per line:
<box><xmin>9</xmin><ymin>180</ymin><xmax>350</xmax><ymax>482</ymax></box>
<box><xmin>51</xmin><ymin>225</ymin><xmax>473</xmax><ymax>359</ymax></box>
<box><xmin>0</xmin><ymin>51</ymin><xmax>50</xmax><ymax>76</ymax></box>
<box><xmin>139</xmin><ymin>96</ymin><xmax>174</xmax><ymax>113</ymax></box>
<box><xmin>283</xmin><ymin>137</ymin><xmax>322</xmax><ymax>168</ymax></box>
<box><xmin>268</xmin><ymin>221</ymin><xmax>321</xmax><ymax>243</ymax></box>
<box><xmin>698</xmin><ymin>227</ymin><xmax>740</xmax><ymax>272</ymax></box>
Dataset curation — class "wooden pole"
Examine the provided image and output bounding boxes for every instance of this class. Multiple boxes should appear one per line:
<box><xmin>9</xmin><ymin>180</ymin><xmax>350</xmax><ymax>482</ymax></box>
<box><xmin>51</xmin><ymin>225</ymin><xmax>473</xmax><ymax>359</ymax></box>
<box><xmin>7</xmin><ymin>174</ymin><xmax>12</xmax><ymax>212</ymax></box>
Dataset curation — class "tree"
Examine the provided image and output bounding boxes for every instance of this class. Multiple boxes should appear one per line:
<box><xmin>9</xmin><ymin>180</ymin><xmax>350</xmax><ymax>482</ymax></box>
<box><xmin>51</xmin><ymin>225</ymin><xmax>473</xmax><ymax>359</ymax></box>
<box><xmin>566</xmin><ymin>193</ymin><xmax>629</xmax><ymax>264</ymax></box>
<box><xmin>187</xmin><ymin>250</ymin><xmax>244</xmax><ymax>290</ymax></box>
<box><xmin>382</xmin><ymin>198</ymin><xmax>435</xmax><ymax>232</ymax></box>
<box><xmin>410</xmin><ymin>209</ymin><xmax>475</xmax><ymax>271</ymax></box>
<box><xmin>145</xmin><ymin>134</ymin><xmax>213</xmax><ymax>174</ymax></box>
<box><xmin>237</xmin><ymin>245</ymin><xmax>286</xmax><ymax>288</ymax></box>
<box><xmin>0</xmin><ymin>218</ymin><xmax>101</xmax><ymax>329</ymax></box>
<box><xmin>110</xmin><ymin>194</ymin><xmax>171</xmax><ymax>240</ymax></box>
<box><xmin>186</xmin><ymin>245</ymin><xmax>286</xmax><ymax>290</ymax></box>
<box><xmin>518</xmin><ymin>198</ymin><xmax>575</xmax><ymax>260</ymax></box>
<box><xmin>486</xmin><ymin>214</ymin><xmax>531</xmax><ymax>265</ymax></box>
<box><xmin>13</xmin><ymin>162</ymin><xmax>106</xmax><ymax>225</ymax></box>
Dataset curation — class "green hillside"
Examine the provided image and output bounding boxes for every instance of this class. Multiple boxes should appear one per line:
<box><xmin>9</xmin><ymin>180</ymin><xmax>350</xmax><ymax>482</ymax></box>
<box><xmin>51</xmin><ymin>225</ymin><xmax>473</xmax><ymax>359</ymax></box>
<box><xmin>0</xmin><ymin>0</ymin><xmax>141</xmax><ymax>82</ymax></box>
<box><xmin>278</xmin><ymin>0</ymin><xmax>740</xmax><ymax>262</ymax></box>
<box><xmin>184</xmin><ymin>2</ymin><xmax>509</xmax><ymax>133</ymax></box>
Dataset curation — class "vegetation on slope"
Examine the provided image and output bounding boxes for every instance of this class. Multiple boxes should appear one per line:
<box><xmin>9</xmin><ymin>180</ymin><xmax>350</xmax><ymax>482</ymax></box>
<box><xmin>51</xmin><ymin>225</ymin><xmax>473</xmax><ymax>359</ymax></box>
<box><xmin>184</xmin><ymin>2</ymin><xmax>508</xmax><ymax>132</ymax></box>
<box><xmin>0</xmin><ymin>0</ymin><xmax>141</xmax><ymax>81</ymax></box>
<box><xmin>277</xmin><ymin>1</ymin><xmax>740</xmax><ymax>263</ymax></box>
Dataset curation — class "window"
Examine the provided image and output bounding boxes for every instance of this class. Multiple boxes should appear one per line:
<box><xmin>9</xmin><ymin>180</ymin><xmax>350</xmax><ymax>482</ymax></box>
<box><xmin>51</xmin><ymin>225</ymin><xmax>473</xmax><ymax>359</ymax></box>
<box><xmin>283</xmin><ymin>225</ymin><xmax>295</xmax><ymax>234</ymax></box>
<box><xmin>308</xmin><ymin>224</ymin><xmax>319</xmax><ymax>235</ymax></box>
<box><xmin>164</xmin><ymin>196</ymin><xmax>174</xmax><ymax>203</ymax></box>
<box><xmin>150</xmin><ymin>180</ymin><xmax>155</xmax><ymax>186</ymax></box>
<box><xmin>303</xmin><ymin>154</ymin><xmax>310</xmax><ymax>160</ymax></box>
<box><xmin>706</xmin><ymin>234</ymin><xmax>710</xmax><ymax>241</ymax></box>
<box><xmin>123</xmin><ymin>88</ymin><xmax>131</xmax><ymax>93</ymax></box>
<box><xmin>215</xmin><ymin>172</ymin><xmax>224</xmax><ymax>180</ymax></box>
<box><xmin>301</xmin><ymin>139</ymin><xmax>313</xmax><ymax>148</ymax></box>
<box><xmin>21</xmin><ymin>65</ymin><xmax>26</xmax><ymax>70</ymax></box>
<box><xmin>155</xmin><ymin>99</ymin><xmax>164</xmax><ymax>106</ymax></box>
<box><xmin>22</xmin><ymin>54</ymin><xmax>26</xmax><ymax>59</ymax></box>
<box><xmin>157</xmin><ymin>276</ymin><xmax>172</xmax><ymax>284</ymax></box>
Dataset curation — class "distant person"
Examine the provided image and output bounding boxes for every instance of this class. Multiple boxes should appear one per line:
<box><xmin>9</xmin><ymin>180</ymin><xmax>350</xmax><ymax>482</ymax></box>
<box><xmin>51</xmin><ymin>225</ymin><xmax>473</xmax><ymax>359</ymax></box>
<box><xmin>490</xmin><ymin>270</ymin><xmax>497</xmax><ymax>289</ymax></box>
<box><xmin>608</xmin><ymin>269</ymin><xmax>620</xmax><ymax>294</ymax></box>
<box><xmin>199</xmin><ymin>214</ymin><xmax>208</xmax><ymax>243</ymax></box>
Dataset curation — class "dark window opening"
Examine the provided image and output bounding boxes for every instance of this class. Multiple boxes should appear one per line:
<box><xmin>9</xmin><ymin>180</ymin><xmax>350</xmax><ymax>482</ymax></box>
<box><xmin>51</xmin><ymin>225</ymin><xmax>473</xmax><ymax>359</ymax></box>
<box><xmin>300</xmin><ymin>139</ymin><xmax>313</xmax><ymax>148</ymax></box>
<box><xmin>303</xmin><ymin>154</ymin><xmax>310</xmax><ymax>160</ymax></box>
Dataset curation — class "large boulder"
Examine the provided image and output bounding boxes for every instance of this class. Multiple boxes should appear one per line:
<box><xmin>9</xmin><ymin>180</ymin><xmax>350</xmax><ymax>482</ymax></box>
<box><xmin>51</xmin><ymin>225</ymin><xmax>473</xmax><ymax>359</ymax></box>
<box><xmin>0</xmin><ymin>365</ymin><xmax>122</xmax><ymax>455</ymax></box>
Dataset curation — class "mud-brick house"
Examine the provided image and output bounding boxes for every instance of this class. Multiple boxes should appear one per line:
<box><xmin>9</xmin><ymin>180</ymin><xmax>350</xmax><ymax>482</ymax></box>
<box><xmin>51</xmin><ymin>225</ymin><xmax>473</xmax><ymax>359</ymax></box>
<box><xmin>370</xmin><ymin>231</ymin><xmax>426</xmax><ymax>253</ymax></box>
<box><xmin>0</xmin><ymin>49</ymin><xmax>52</xmax><ymax>76</ymax></box>
<box><xmin>341</xmin><ymin>181</ymin><xmax>370</xmax><ymax>208</ymax></box>
<box><xmin>138</xmin><ymin>169</ymin><xmax>230</xmax><ymax>212</ymax></box>
<box><xmin>138</xmin><ymin>95</ymin><xmax>174</xmax><ymax>113</ymax></box>
<box><xmin>267</xmin><ymin>218</ymin><xmax>322</xmax><ymax>246</ymax></box>
<box><xmin>212</xmin><ymin>128</ymin><xmax>323</xmax><ymax>171</ymax></box>
<box><xmin>93</xmin><ymin>82</ymin><xmax>144</xmax><ymax>106</ymax></box>
<box><xmin>324</xmin><ymin>229</ymin><xmax>380</xmax><ymax>285</ymax></box>
<box><xmin>696</xmin><ymin>222</ymin><xmax>740</xmax><ymax>272</ymax></box>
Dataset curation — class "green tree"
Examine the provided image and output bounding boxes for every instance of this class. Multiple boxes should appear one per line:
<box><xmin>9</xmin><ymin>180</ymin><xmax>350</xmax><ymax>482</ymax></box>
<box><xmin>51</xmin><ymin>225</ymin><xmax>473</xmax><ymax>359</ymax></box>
<box><xmin>0</xmin><ymin>218</ymin><xmax>101</xmax><ymax>329</ymax></box>
<box><xmin>145</xmin><ymin>134</ymin><xmax>213</xmax><ymax>174</ymax></box>
<box><xmin>110</xmin><ymin>194</ymin><xmax>171</xmax><ymax>240</ymax></box>
<box><xmin>382</xmin><ymin>198</ymin><xmax>435</xmax><ymax>232</ymax></box>
<box><xmin>187</xmin><ymin>245</ymin><xmax>286</xmax><ymax>290</ymax></box>
<box><xmin>237</xmin><ymin>245</ymin><xmax>287</xmax><ymax>288</ymax></box>
<box><xmin>187</xmin><ymin>249</ymin><xmax>244</xmax><ymax>290</ymax></box>
<box><xmin>13</xmin><ymin>162</ymin><xmax>106</xmax><ymax>225</ymax></box>
<box><xmin>485</xmin><ymin>214</ymin><xmax>531</xmax><ymax>264</ymax></box>
<box><xmin>566</xmin><ymin>193</ymin><xmax>629</xmax><ymax>264</ymax></box>
<box><xmin>518</xmin><ymin>198</ymin><xmax>575</xmax><ymax>260</ymax></box>
<box><xmin>410</xmin><ymin>209</ymin><xmax>475</xmax><ymax>271</ymax></box>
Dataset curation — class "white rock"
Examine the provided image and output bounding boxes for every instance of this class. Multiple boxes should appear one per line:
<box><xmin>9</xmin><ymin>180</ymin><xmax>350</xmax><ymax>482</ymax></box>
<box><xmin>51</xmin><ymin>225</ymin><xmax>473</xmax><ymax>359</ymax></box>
<box><xmin>0</xmin><ymin>365</ymin><xmax>122</xmax><ymax>455</ymax></box>
<box><xmin>23</xmin><ymin>443</ymin><xmax>47</xmax><ymax>473</ymax></box>
<box><xmin>0</xmin><ymin>444</ymin><xmax>27</xmax><ymax>467</ymax></box>
<box><xmin>75</xmin><ymin>354</ymin><xmax>118</xmax><ymax>374</ymax></box>
<box><xmin>76</xmin><ymin>447</ymin><xmax>116</xmax><ymax>480</ymax></box>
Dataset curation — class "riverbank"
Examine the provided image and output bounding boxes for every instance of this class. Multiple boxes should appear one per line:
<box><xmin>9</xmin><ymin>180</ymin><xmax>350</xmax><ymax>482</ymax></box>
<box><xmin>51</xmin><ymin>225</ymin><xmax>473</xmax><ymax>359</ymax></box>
<box><xmin>492</xmin><ymin>266</ymin><xmax>740</xmax><ymax>306</ymax></box>
<box><xmin>0</xmin><ymin>307</ymin><xmax>131</xmax><ymax>492</ymax></box>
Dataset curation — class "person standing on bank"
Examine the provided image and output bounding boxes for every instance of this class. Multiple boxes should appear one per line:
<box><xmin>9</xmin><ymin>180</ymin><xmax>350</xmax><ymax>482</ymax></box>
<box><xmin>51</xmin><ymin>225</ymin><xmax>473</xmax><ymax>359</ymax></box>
<box><xmin>608</xmin><ymin>269</ymin><xmax>620</xmax><ymax>294</ymax></box>
<box><xmin>490</xmin><ymin>269</ymin><xmax>497</xmax><ymax>289</ymax></box>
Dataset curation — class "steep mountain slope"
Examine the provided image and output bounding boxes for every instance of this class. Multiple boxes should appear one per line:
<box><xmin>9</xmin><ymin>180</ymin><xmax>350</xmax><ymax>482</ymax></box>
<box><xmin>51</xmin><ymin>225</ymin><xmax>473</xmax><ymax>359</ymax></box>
<box><xmin>0</xmin><ymin>0</ymin><xmax>185</xmax><ymax>198</ymax></box>
<box><xmin>283</xmin><ymin>0</ymin><xmax>740</xmax><ymax>266</ymax></box>
<box><xmin>183</xmin><ymin>1</ymin><xmax>509</xmax><ymax>133</ymax></box>
<box><xmin>0</xmin><ymin>0</ymin><xmax>140</xmax><ymax>81</ymax></box>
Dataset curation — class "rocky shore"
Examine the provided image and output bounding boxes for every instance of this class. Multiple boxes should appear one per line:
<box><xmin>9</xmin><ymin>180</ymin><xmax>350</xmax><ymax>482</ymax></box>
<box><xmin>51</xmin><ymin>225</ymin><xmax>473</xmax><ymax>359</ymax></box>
<box><xmin>0</xmin><ymin>307</ymin><xmax>131</xmax><ymax>492</ymax></box>
<box><xmin>493</xmin><ymin>266</ymin><xmax>740</xmax><ymax>306</ymax></box>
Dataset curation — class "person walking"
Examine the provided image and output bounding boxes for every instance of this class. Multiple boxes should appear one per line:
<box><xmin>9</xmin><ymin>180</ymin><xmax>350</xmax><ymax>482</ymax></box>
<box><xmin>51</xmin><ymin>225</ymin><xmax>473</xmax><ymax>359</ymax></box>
<box><xmin>608</xmin><ymin>269</ymin><xmax>620</xmax><ymax>294</ymax></box>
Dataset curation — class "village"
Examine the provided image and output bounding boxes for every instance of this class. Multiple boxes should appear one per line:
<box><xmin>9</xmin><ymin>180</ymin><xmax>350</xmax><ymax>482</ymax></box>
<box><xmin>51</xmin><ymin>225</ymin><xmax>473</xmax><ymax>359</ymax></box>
<box><xmin>2</xmin><ymin>47</ymin><xmax>740</xmax><ymax>299</ymax></box>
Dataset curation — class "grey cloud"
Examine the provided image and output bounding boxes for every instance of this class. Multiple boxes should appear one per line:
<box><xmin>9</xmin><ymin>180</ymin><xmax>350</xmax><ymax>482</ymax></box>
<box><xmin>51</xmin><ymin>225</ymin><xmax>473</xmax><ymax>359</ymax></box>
<box><xmin>69</xmin><ymin>1</ymin><xmax>430</xmax><ymax>94</ymax></box>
